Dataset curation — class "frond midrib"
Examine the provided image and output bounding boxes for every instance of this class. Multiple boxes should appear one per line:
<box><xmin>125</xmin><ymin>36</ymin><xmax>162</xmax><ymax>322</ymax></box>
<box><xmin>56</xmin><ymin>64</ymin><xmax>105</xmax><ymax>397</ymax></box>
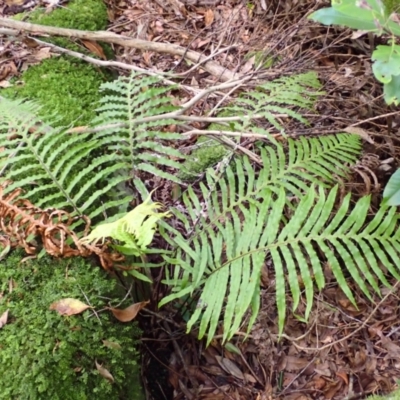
<box><xmin>205</xmin><ymin>232</ymin><xmax>400</xmax><ymax>278</ymax></box>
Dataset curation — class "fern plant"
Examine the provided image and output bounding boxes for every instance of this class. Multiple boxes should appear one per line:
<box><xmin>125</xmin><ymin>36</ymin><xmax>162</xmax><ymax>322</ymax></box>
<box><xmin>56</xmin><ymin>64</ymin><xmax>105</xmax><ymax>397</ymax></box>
<box><xmin>157</xmin><ymin>133</ymin><xmax>400</xmax><ymax>344</ymax></box>
<box><xmin>3</xmin><ymin>70</ymin><xmax>397</xmax><ymax>348</ymax></box>
<box><xmin>0</xmin><ymin>97</ymin><xmax>130</xmax><ymax>231</ymax></box>
<box><xmin>0</xmin><ymin>73</ymin><xmax>183</xmax><ymax>232</ymax></box>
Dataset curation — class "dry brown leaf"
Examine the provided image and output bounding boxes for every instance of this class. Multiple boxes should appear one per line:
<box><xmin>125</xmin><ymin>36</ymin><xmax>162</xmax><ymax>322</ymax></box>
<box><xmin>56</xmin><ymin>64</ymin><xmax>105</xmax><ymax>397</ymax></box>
<box><xmin>343</xmin><ymin>126</ymin><xmax>374</xmax><ymax>144</ymax></box>
<box><xmin>0</xmin><ymin>81</ymin><xmax>12</xmax><ymax>88</ymax></box>
<box><xmin>95</xmin><ymin>360</ymin><xmax>114</xmax><ymax>383</ymax></box>
<box><xmin>33</xmin><ymin>47</ymin><xmax>52</xmax><ymax>62</ymax></box>
<box><xmin>49</xmin><ymin>298</ymin><xmax>91</xmax><ymax>316</ymax></box>
<box><xmin>336</xmin><ymin>370</ymin><xmax>348</xmax><ymax>385</ymax></box>
<box><xmin>323</xmin><ymin>379</ymin><xmax>343</xmax><ymax>399</ymax></box>
<box><xmin>243</xmin><ymin>373</ymin><xmax>257</xmax><ymax>383</ymax></box>
<box><xmin>204</xmin><ymin>9</ymin><xmax>214</xmax><ymax>27</ymax></box>
<box><xmin>102</xmin><ymin>340</ymin><xmax>121</xmax><ymax>350</ymax></box>
<box><xmin>380</xmin><ymin>335</ymin><xmax>400</xmax><ymax>359</ymax></box>
<box><xmin>285</xmin><ymin>355</ymin><xmax>311</xmax><ymax>372</ymax></box>
<box><xmin>81</xmin><ymin>40</ymin><xmax>107</xmax><ymax>60</ymax></box>
<box><xmin>215</xmin><ymin>356</ymin><xmax>244</xmax><ymax>380</ymax></box>
<box><xmin>109</xmin><ymin>300</ymin><xmax>149</xmax><ymax>322</ymax></box>
<box><xmin>240</xmin><ymin>56</ymin><xmax>255</xmax><ymax>74</ymax></box>
<box><xmin>0</xmin><ymin>310</ymin><xmax>8</xmax><ymax>328</ymax></box>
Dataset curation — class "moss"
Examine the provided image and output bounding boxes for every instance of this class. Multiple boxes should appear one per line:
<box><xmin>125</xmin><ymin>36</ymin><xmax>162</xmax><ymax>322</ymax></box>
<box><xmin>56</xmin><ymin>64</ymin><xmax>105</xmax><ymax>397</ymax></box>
<box><xmin>28</xmin><ymin>0</ymin><xmax>111</xmax><ymax>56</ymax></box>
<box><xmin>3</xmin><ymin>57</ymin><xmax>107</xmax><ymax>126</ymax></box>
<box><xmin>179</xmin><ymin>135</ymin><xmax>229</xmax><ymax>181</ymax></box>
<box><xmin>3</xmin><ymin>0</ymin><xmax>112</xmax><ymax>126</ymax></box>
<box><xmin>0</xmin><ymin>252</ymin><xmax>144</xmax><ymax>399</ymax></box>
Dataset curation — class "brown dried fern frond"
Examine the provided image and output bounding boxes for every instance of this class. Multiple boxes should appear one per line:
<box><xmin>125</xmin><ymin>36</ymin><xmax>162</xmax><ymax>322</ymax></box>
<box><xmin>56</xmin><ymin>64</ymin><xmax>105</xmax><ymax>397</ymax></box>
<box><xmin>0</xmin><ymin>182</ymin><xmax>124</xmax><ymax>270</ymax></box>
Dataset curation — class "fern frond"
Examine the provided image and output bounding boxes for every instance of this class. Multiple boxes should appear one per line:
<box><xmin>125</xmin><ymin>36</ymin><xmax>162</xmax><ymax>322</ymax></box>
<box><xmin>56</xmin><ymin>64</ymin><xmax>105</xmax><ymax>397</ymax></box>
<box><xmin>160</xmin><ymin>134</ymin><xmax>363</xmax><ymax>344</ymax></box>
<box><xmin>92</xmin><ymin>72</ymin><xmax>184</xmax><ymax>185</ymax></box>
<box><xmin>225</xmin><ymin>71</ymin><xmax>323</xmax><ymax>131</ymax></box>
<box><xmin>0</xmin><ymin>97</ymin><xmax>129</xmax><ymax>231</ymax></box>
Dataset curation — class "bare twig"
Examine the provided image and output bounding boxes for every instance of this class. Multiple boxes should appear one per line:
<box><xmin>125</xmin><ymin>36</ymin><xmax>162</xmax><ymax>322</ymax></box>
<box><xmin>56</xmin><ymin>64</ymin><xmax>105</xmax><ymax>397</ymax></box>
<box><xmin>0</xmin><ymin>18</ymin><xmax>239</xmax><ymax>82</ymax></box>
<box><xmin>28</xmin><ymin>37</ymin><xmax>202</xmax><ymax>94</ymax></box>
<box><xmin>66</xmin><ymin>78</ymin><xmax>252</xmax><ymax>134</ymax></box>
<box><xmin>183</xmin><ymin>129</ymin><xmax>280</xmax><ymax>139</ymax></box>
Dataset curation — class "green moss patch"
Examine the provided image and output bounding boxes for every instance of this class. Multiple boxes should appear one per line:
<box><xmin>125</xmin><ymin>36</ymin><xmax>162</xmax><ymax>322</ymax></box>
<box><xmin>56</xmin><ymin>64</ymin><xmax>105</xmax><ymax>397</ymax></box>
<box><xmin>28</xmin><ymin>0</ymin><xmax>110</xmax><ymax>54</ymax></box>
<box><xmin>179</xmin><ymin>135</ymin><xmax>229</xmax><ymax>181</ymax></box>
<box><xmin>29</xmin><ymin>0</ymin><xmax>108</xmax><ymax>31</ymax></box>
<box><xmin>0</xmin><ymin>252</ymin><xmax>144</xmax><ymax>399</ymax></box>
<box><xmin>3</xmin><ymin>57</ymin><xmax>107</xmax><ymax>126</ymax></box>
<box><xmin>2</xmin><ymin>0</ymin><xmax>111</xmax><ymax>126</ymax></box>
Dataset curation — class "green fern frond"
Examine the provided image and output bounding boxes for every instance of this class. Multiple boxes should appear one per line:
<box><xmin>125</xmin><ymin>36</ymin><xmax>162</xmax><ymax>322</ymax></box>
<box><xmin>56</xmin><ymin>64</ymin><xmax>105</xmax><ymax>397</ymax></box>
<box><xmin>270</xmin><ymin>185</ymin><xmax>400</xmax><ymax>334</ymax></box>
<box><xmin>92</xmin><ymin>72</ymin><xmax>184</xmax><ymax>184</ymax></box>
<box><xmin>225</xmin><ymin>71</ymin><xmax>323</xmax><ymax>131</ymax></box>
<box><xmin>160</xmin><ymin>134</ymin><xmax>362</xmax><ymax>344</ymax></box>
<box><xmin>0</xmin><ymin>73</ymin><xmax>188</xmax><ymax>232</ymax></box>
<box><xmin>0</xmin><ymin>97</ymin><xmax>130</xmax><ymax>231</ymax></box>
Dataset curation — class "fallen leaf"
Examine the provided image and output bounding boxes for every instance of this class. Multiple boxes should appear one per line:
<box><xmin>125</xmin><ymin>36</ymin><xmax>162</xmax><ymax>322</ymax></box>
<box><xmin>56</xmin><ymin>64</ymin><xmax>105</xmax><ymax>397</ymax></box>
<box><xmin>285</xmin><ymin>355</ymin><xmax>312</xmax><ymax>372</ymax></box>
<box><xmin>49</xmin><ymin>298</ymin><xmax>91</xmax><ymax>316</ymax></box>
<box><xmin>343</xmin><ymin>126</ymin><xmax>374</xmax><ymax>144</ymax></box>
<box><xmin>215</xmin><ymin>356</ymin><xmax>244</xmax><ymax>380</ymax></box>
<box><xmin>33</xmin><ymin>47</ymin><xmax>52</xmax><ymax>62</ymax></box>
<box><xmin>81</xmin><ymin>40</ymin><xmax>107</xmax><ymax>60</ymax></box>
<box><xmin>204</xmin><ymin>9</ymin><xmax>214</xmax><ymax>27</ymax></box>
<box><xmin>336</xmin><ymin>370</ymin><xmax>348</xmax><ymax>385</ymax></box>
<box><xmin>109</xmin><ymin>300</ymin><xmax>149</xmax><ymax>322</ymax></box>
<box><xmin>102</xmin><ymin>340</ymin><xmax>122</xmax><ymax>350</ymax></box>
<box><xmin>0</xmin><ymin>81</ymin><xmax>12</xmax><ymax>88</ymax></box>
<box><xmin>240</xmin><ymin>56</ymin><xmax>255</xmax><ymax>74</ymax></box>
<box><xmin>95</xmin><ymin>360</ymin><xmax>114</xmax><ymax>383</ymax></box>
<box><xmin>0</xmin><ymin>310</ymin><xmax>8</xmax><ymax>328</ymax></box>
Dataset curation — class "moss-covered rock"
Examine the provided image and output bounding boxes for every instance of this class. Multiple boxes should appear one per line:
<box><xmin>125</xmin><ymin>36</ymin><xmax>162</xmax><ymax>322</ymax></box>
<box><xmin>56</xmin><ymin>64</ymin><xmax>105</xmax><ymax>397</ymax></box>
<box><xmin>30</xmin><ymin>0</ymin><xmax>108</xmax><ymax>32</ymax></box>
<box><xmin>0</xmin><ymin>252</ymin><xmax>144</xmax><ymax>400</ymax></box>
<box><xmin>178</xmin><ymin>135</ymin><xmax>229</xmax><ymax>181</ymax></box>
<box><xmin>2</xmin><ymin>0</ymin><xmax>111</xmax><ymax>126</ymax></box>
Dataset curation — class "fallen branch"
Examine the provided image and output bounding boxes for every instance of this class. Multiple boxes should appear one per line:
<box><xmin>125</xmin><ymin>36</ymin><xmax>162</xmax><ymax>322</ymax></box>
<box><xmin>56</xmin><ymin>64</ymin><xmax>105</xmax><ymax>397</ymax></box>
<box><xmin>0</xmin><ymin>18</ymin><xmax>239</xmax><ymax>82</ymax></box>
<box><xmin>22</xmin><ymin>36</ymin><xmax>201</xmax><ymax>94</ymax></box>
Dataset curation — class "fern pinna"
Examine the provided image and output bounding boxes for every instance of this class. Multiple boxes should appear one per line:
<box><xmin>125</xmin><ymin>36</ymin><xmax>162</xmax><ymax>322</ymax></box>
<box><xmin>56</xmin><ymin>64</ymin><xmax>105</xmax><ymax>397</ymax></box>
<box><xmin>225</xmin><ymin>71</ymin><xmax>322</xmax><ymax>132</ymax></box>
<box><xmin>158</xmin><ymin>133</ymin><xmax>400</xmax><ymax>344</ymax></box>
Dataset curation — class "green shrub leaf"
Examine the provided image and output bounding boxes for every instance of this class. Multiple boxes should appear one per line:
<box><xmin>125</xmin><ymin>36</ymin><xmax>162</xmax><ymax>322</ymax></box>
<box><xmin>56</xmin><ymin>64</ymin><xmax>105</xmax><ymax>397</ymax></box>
<box><xmin>383</xmin><ymin>169</ymin><xmax>400</xmax><ymax>205</ymax></box>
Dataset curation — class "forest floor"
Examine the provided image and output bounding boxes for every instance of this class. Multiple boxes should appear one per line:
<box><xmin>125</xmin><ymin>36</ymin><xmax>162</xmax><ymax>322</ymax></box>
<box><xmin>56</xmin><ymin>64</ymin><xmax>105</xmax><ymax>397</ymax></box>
<box><xmin>1</xmin><ymin>0</ymin><xmax>400</xmax><ymax>399</ymax></box>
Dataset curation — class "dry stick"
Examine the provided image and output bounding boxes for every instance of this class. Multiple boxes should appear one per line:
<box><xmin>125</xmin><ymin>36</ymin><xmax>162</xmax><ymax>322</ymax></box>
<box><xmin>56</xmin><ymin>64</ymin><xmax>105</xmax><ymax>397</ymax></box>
<box><xmin>0</xmin><ymin>18</ymin><xmax>239</xmax><ymax>82</ymax></box>
<box><xmin>25</xmin><ymin>36</ymin><xmax>202</xmax><ymax>94</ymax></box>
<box><xmin>67</xmin><ymin>78</ymin><xmax>251</xmax><ymax>135</ymax></box>
<box><xmin>183</xmin><ymin>129</ymin><xmax>280</xmax><ymax>139</ymax></box>
<box><xmin>349</xmin><ymin>110</ymin><xmax>400</xmax><ymax>127</ymax></box>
